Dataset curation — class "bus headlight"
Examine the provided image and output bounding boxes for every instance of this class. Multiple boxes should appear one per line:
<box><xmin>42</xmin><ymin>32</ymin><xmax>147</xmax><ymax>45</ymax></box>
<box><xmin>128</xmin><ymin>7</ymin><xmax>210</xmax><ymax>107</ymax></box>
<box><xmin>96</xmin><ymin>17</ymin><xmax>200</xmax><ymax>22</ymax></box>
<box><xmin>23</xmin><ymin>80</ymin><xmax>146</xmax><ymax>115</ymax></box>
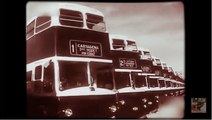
<box><xmin>119</xmin><ymin>100</ymin><xmax>125</xmax><ymax>105</ymax></box>
<box><xmin>142</xmin><ymin>98</ymin><xmax>147</xmax><ymax>103</ymax></box>
<box><xmin>143</xmin><ymin>105</ymin><xmax>147</xmax><ymax>108</ymax></box>
<box><xmin>148</xmin><ymin>101</ymin><xmax>152</xmax><ymax>105</ymax></box>
<box><xmin>62</xmin><ymin>108</ymin><xmax>73</xmax><ymax>117</ymax></box>
<box><xmin>109</xmin><ymin>105</ymin><xmax>117</xmax><ymax>113</ymax></box>
<box><xmin>132</xmin><ymin>107</ymin><xmax>138</xmax><ymax>111</ymax></box>
<box><xmin>155</xmin><ymin>96</ymin><xmax>159</xmax><ymax>99</ymax></box>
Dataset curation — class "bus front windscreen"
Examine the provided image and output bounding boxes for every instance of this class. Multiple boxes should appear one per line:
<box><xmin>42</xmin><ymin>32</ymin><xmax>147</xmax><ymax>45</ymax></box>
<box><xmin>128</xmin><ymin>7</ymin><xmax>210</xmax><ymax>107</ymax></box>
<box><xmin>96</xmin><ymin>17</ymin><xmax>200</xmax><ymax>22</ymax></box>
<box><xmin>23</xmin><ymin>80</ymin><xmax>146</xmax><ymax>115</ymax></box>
<box><xmin>59</xmin><ymin>61</ymin><xmax>89</xmax><ymax>91</ymax></box>
<box><xmin>166</xmin><ymin>81</ymin><xmax>171</xmax><ymax>87</ymax></box>
<box><xmin>148</xmin><ymin>78</ymin><xmax>159</xmax><ymax>88</ymax></box>
<box><xmin>114</xmin><ymin>72</ymin><xmax>131</xmax><ymax>89</ymax></box>
<box><xmin>90</xmin><ymin>62</ymin><xmax>114</xmax><ymax>90</ymax></box>
<box><xmin>133</xmin><ymin>75</ymin><xmax>147</xmax><ymax>88</ymax></box>
<box><xmin>159</xmin><ymin>80</ymin><xmax>165</xmax><ymax>88</ymax></box>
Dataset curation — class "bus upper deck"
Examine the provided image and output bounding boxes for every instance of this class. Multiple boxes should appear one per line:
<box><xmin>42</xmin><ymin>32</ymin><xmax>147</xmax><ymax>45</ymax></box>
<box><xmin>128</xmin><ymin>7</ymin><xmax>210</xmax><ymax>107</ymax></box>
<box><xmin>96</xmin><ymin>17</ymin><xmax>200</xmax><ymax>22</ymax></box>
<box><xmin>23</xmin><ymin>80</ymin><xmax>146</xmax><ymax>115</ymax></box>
<box><xmin>26</xmin><ymin>4</ymin><xmax>110</xmax><ymax>64</ymax></box>
<box><xmin>26</xmin><ymin>3</ymin><xmax>107</xmax><ymax>40</ymax></box>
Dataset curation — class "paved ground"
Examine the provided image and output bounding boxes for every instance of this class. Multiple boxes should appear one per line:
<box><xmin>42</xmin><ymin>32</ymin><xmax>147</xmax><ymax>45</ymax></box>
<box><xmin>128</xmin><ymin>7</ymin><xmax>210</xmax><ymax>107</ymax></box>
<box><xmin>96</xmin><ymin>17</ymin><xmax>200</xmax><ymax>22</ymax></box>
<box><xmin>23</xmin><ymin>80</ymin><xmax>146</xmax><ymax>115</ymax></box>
<box><xmin>146</xmin><ymin>96</ymin><xmax>185</xmax><ymax>118</ymax></box>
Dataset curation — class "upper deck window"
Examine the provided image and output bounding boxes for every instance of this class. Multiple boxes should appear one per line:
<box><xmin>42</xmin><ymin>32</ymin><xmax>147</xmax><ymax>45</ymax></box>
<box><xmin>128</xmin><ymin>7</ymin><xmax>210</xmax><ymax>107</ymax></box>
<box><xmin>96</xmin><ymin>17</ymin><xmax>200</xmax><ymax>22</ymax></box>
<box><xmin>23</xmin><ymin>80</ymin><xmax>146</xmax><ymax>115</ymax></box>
<box><xmin>154</xmin><ymin>59</ymin><xmax>161</xmax><ymax>66</ymax></box>
<box><xmin>162</xmin><ymin>63</ymin><xmax>168</xmax><ymax>70</ymax></box>
<box><xmin>126</xmin><ymin>40</ymin><xmax>138</xmax><ymax>51</ymax></box>
<box><xmin>142</xmin><ymin>51</ymin><xmax>152</xmax><ymax>60</ymax></box>
<box><xmin>86</xmin><ymin>13</ymin><xmax>106</xmax><ymax>32</ymax></box>
<box><xmin>112</xmin><ymin>39</ymin><xmax>125</xmax><ymax>50</ymax></box>
<box><xmin>168</xmin><ymin>67</ymin><xmax>174</xmax><ymax>73</ymax></box>
<box><xmin>59</xmin><ymin>9</ymin><xmax>83</xmax><ymax>27</ymax></box>
<box><xmin>26</xmin><ymin>20</ymin><xmax>35</xmax><ymax>39</ymax></box>
<box><xmin>36</xmin><ymin>16</ymin><xmax>51</xmax><ymax>33</ymax></box>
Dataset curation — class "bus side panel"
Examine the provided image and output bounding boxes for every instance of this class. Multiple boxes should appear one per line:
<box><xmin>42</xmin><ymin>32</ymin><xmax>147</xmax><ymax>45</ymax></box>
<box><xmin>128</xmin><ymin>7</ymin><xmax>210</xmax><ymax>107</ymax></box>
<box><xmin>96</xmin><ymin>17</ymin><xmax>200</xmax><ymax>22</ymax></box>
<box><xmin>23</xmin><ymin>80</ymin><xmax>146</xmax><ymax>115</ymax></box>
<box><xmin>55</xmin><ymin>27</ymin><xmax>111</xmax><ymax>59</ymax></box>
<box><xmin>27</xmin><ymin>27</ymin><xmax>56</xmax><ymax>64</ymax></box>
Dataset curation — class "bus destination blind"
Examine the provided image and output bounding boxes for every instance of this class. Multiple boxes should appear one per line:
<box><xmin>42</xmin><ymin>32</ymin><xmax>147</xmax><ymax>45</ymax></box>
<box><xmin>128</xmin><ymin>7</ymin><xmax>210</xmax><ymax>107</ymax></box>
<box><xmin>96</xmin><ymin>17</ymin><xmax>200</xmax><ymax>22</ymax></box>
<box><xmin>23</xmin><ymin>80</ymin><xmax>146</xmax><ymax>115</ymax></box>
<box><xmin>70</xmin><ymin>40</ymin><xmax>102</xmax><ymax>57</ymax></box>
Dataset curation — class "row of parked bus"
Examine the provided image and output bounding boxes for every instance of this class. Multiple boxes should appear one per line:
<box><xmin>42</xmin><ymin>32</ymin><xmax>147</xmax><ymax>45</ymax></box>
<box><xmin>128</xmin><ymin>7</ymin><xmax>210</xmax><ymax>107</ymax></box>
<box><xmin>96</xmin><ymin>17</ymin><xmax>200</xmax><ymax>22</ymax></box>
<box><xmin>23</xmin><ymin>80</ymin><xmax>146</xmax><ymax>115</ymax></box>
<box><xmin>26</xmin><ymin>3</ymin><xmax>185</xmax><ymax>118</ymax></box>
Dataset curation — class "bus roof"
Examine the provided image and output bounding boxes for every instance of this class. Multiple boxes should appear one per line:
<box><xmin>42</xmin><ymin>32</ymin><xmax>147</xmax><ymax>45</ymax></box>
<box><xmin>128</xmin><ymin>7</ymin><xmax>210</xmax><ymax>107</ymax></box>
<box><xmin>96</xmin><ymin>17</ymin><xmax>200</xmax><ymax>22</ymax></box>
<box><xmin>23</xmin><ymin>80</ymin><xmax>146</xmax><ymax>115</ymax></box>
<box><xmin>109</xmin><ymin>34</ymin><xmax>136</xmax><ymax>42</ymax></box>
<box><xmin>151</xmin><ymin>56</ymin><xmax>160</xmax><ymax>60</ymax></box>
<box><xmin>27</xmin><ymin>3</ymin><xmax>104</xmax><ymax>25</ymax></box>
<box><xmin>138</xmin><ymin>47</ymin><xmax>150</xmax><ymax>53</ymax></box>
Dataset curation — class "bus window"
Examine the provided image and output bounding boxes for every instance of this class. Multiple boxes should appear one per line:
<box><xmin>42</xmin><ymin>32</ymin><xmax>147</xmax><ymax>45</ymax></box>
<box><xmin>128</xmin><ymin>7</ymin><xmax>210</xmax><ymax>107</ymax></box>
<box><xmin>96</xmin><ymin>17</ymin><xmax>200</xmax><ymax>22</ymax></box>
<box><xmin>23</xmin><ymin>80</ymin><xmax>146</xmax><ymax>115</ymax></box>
<box><xmin>26</xmin><ymin>20</ymin><xmax>35</xmax><ymax>39</ymax></box>
<box><xmin>148</xmin><ymin>79</ymin><xmax>158</xmax><ymax>88</ymax></box>
<box><xmin>159</xmin><ymin>80</ymin><xmax>165</xmax><ymax>88</ymax></box>
<box><xmin>143</xmin><ymin>51</ymin><xmax>152</xmax><ymax>60</ymax></box>
<box><xmin>126</xmin><ymin>40</ymin><xmax>137</xmax><ymax>51</ymax></box>
<box><xmin>112</xmin><ymin>39</ymin><xmax>125</xmax><ymax>50</ymax></box>
<box><xmin>27</xmin><ymin>71</ymin><xmax>33</xmax><ymax>93</ymax></box>
<box><xmin>59</xmin><ymin>9</ymin><xmax>83</xmax><ymax>27</ymax></box>
<box><xmin>58</xmin><ymin>61</ymin><xmax>88</xmax><ymax>91</ymax></box>
<box><xmin>27</xmin><ymin>71</ymin><xmax>32</xmax><ymax>82</ymax></box>
<box><xmin>86</xmin><ymin>13</ymin><xmax>106</xmax><ymax>32</ymax></box>
<box><xmin>35</xmin><ymin>65</ymin><xmax>42</xmax><ymax>80</ymax></box>
<box><xmin>166</xmin><ymin>81</ymin><xmax>171</xmax><ymax>87</ymax></box>
<box><xmin>33</xmin><ymin>65</ymin><xmax>43</xmax><ymax>93</ymax></box>
<box><xmin>153</xmin><ymin>59</ymin><xmax>161</xmax><ymax>66</ymax></box>
<box><xmin>114</xmin><ymin>72</ymin><xmax>130</xmax><ymax>89</ymax></box>
<box><xmin>43</xmin><ymin>61</ymin><xmax>54</xmax><ymax>92</ymax></box>
<box><xmin>36</xmin><ymin>16</ymin><xmax>51</xmax><ymax>33</ymax></box>
<box><xmin>132</xmin><ymin>75</ymin><xmax>147</xmax><ymax>88</ymax></box>
<box><xmin>173</xmin><ymin>82</ymin><xmax>176</xmax><ymax>87</ymax></box>
<box><xmin>90</xmin><ymin>63</ymin><xmax>114</xmax><ymax>90</ymax></box>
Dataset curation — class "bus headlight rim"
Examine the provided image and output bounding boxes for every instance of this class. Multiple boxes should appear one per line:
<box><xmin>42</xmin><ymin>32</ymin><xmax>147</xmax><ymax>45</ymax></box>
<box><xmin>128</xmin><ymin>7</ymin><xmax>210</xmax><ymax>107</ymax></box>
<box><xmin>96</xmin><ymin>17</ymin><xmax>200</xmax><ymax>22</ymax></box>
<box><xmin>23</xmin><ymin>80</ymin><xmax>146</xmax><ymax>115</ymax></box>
<box><xmin>109</xmin><ymin>105</ymin><xmax>117</xmax><ymax>113</ymax></box>
<box><xmin>62</xmin><ymin>108</ymin><xmax>73</xmax><ymax>117</ymax></box>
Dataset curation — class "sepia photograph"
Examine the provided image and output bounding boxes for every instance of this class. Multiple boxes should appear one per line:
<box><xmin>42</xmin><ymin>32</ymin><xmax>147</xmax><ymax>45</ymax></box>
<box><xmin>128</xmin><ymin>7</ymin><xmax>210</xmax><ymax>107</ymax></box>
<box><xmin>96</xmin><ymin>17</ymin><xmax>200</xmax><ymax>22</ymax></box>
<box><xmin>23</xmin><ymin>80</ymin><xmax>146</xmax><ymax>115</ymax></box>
<box><xmin>26</xmin><ymin>2</ymin><xmax>185</xmax><ymax>118</ymax></box>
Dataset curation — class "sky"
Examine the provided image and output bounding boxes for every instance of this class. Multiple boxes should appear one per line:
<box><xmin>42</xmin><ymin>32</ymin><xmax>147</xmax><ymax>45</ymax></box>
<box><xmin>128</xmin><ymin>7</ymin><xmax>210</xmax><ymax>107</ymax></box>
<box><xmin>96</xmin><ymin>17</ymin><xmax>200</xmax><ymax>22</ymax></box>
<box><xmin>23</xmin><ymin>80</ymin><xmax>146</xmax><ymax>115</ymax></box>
<box><xmin>27</xmin><ymin>2</ymin><xmax>185</xmax><ymax>78</ymax></box>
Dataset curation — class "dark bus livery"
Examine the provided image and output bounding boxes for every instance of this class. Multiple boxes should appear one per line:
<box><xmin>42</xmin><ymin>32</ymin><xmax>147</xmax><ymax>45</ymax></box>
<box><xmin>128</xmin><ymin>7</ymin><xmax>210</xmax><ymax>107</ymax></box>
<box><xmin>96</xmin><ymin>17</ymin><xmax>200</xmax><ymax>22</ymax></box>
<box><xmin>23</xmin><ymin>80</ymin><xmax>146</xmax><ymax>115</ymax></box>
<box><xmin>109</xmin><ymin>34</ymin><xmax>149</xmax><ymax>118</ymax></box>
<box><xmin>26</xmin><ymin>3</ymin><xmax>117</xmax><ymax>118</ymax></box>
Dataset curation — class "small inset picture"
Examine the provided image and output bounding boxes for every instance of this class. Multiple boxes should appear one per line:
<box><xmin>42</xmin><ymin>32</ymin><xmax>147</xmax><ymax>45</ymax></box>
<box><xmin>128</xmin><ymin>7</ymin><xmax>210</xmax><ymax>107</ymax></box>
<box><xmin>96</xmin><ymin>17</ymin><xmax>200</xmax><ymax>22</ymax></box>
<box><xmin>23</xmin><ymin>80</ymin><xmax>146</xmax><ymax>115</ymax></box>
<box><xmin>191</xmin><ymin>98</ymin><xmax>206</xmax><ymax>113</ymax></box>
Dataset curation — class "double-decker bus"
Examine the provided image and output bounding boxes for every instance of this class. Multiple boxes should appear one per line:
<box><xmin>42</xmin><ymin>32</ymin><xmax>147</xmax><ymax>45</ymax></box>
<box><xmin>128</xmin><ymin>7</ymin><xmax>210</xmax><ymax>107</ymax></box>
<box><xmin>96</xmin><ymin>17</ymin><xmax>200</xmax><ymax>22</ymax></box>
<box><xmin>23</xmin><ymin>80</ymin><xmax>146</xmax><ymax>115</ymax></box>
<box><xmin>138</xmin><ymin>48</ymin><xmax>160</xmax><ymax>114</ymax></box>
<box><xmin>174</xmin><ymin>71</ymin><xmax>185</xmax><ymax>96</ymax></box>
<box><xmin>26</xmin><ymin>3</ymin><xmax>117</xmax><ymax>118</ymax></box>
<box><xmin>109</xmin><ymin>34</ymin><xmax>146</xmax><ymax>118</ymax></box>
<box><xmin>160</xmin><ymin>61</ymin><xmax>172</xmax><ymax>96</ymax></box>
<box><xmin>147</xmin><ymin>56</ymin><xmax>163</xmax><ymax>94</ymax></box>
<box><xmin>166</xmin><ymin>65</ymin><xmax>178</xmax><ymax>96</ymax></box>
